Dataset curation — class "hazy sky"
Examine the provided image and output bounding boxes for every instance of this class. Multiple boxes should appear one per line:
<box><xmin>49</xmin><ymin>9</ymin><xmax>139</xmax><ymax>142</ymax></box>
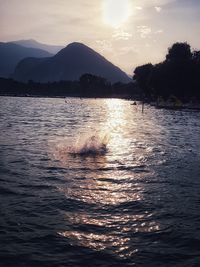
<box><xmin>0</xmin><ymin>0</ymin><xmax>200</xmax><ymax>74</ymax></box>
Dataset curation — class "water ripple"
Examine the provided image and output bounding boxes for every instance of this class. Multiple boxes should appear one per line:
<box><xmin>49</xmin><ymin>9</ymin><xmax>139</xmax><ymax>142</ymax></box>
<box><xmin>0</xmin><ymin>97</ymin><xmax>200</xmax><ymax>266</ymax></box>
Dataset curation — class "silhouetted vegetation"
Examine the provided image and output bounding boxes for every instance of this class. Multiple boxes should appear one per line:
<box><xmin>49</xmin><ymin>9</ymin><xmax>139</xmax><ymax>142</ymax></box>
<box><xmin>80</xmin><ymin>73</ymin><xmax>111</xmax><ymax>96</ymax></box>
<box><xmin>0</xmin><ymin>74</ymin><xmax>138</xmax><ymax>99</ymax></box>
<box><xmin>133</xmin><ymin>42</ymin><xmax>200</xmax><ymax>102</ymax></box>
<box><xmin>2</xmin><ymin>41</ymin><xmax>199</xmax><ymax>103</ymax></box>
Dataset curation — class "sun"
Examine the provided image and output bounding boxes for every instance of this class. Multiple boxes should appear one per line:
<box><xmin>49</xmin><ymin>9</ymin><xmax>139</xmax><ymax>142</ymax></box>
<box><xmin>103</xmin><ymin>0</ymin><xmax>131</xmax><ymax>28</ymax></box>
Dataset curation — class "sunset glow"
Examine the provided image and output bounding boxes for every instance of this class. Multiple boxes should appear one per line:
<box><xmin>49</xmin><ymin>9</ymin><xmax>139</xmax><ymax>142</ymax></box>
<box><xmin>102</xmin><ymin>0</ymin><xmax>131</xmax><ymax>28</ymax></box>
<box><xmin>0</xmin><ymin>0</ymin><xmax>200</xmax><ymax>265</ymax></box>
<box><xmin>0</xmin><ymin>0</ymin><xmax>199</xmax><ymax>74</ymax></box>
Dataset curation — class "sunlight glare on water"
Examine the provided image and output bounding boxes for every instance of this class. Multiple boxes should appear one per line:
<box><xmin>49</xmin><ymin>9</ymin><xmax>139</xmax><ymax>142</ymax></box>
<box><xmin>48</xmin><ymin>99</ymin><xmax>163</xmax><ymax>258</ymax></box>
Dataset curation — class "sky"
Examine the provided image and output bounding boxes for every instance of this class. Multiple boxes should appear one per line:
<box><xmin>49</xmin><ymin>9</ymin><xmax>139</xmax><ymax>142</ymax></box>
<box><xmin>0</xmin><ymin>0</ymin><xmax>200</xmax><ymax>74</ymax></box>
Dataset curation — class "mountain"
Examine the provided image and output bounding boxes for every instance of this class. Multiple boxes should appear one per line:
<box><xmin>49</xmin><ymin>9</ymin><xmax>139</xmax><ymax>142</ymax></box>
<box><xmin>13</xmin><ymin>42</ymin><xmax>131</xmax><ymax>83</ymax></box>
<box><xmin>11</xmin><ymin>39</ymin><xmax>64</xmax><ymax>54</ymax></box>
<box><xmin>0</xmin><ymin>42</ymin><xmax>52</xmax><ymax>78</ymax></box>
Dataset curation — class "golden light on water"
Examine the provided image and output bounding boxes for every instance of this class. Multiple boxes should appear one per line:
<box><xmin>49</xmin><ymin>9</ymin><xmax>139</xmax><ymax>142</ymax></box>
<box><xmin>104</xmin><ymin>98</ymin><xmax>125</xmax><ymax>126</ymax></box>
<box><xmin>51</xmin><ymin>99</ymin><xmax>161</xmax><ymax>258</ymax></box>
<box><xmin>52</xmin><ymin>99</ymin><xmax>146</xmax><ymax>206</ymax></box>
<box><xmin>102</xmin><ymin>0</ymin><xmax>132</xmax><ymax>28</ymax></box>
<box><xmin>58</xmin><ymin>212</ymin><xmax>160</xmax><ymax>257</ymax></box>
<box><xmin>103</xmin><ymin>99</ymin><xmax>131</xmax><ymax>162</ymax></box>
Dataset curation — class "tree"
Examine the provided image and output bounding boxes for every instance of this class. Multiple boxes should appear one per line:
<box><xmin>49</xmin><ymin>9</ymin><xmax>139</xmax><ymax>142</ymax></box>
<box><xmin>166</xmin><ymin>42</ymin><xmax>192</xmax><ymax>62</ymax></box>
<box><xmin>79</xmin><ymin>73</ymin><xmax>110</xmax><ymax>96</ymax></box>
<box><xmin>133</xmin><ymin>42</ymin><xmax>200</xmax><ymax>100</ymax></box>
<box><xmin>192</xmin><ymin>50</ymin><xmax>200</xmax><ymax>64</ymax></box>
<box><xmin>133</xmin><ymin>63</ymin><xmax>153</xmax><ymax>96</ymax></box>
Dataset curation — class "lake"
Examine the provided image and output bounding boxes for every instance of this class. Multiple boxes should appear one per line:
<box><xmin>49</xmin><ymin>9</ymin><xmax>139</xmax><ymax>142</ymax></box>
<box><xmin>0</xmin><ymin>96</ymin><xmax>200</xmax><ymax>266</ymax></box>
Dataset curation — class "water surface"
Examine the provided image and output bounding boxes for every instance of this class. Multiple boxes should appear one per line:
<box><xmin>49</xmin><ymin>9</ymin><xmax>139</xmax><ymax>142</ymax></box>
<box><xmin>0</xmin><ymin>97</ymin><xmax>200</xmax><ymax>266</ymax></box>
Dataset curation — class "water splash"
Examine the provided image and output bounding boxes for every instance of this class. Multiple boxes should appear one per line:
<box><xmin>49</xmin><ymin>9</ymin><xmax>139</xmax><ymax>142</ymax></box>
<box><xmin>68</xmin><ymin>133</ymin><xmax>109</xmax><ymax>156</ymax></box>
<box><xmin>50</xmin><ymin>132</ymin><xmax>110</xmax><ymax>163</ymax></box>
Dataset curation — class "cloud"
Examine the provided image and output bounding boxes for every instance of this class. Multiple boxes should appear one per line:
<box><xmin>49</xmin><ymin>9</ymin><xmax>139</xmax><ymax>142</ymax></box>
<box><xmin>95</xmin><ymin>40</ymin><xmax>112</xmax><ymax>52</ymax></box>
<box><xmin>135</xmin><ymin>6</ymin><xmax>143</xmax><ymax>10</ymax></box>
<box><xmin>137</xmin><ymin>26</ymin><xmax>152</xmax><ymax>38</ymax></box>
<box><xmin>155</xmin><ymin>29</ymin><xmax>163</xmax><ymax>34</ymax></box>
<box><xmin>134</xmin><ymin>0</ymin><xmax>176</xmax><ymax>8</ymax></box>
<box><xmin>155</xmin><ymin>6</ymin><xmax>162</xmax><ymax>12</ymax></box>
<box><xmin>112</xmin><ymin>29</ymin><xmax>132</xmax><ymax>40</ymax></box>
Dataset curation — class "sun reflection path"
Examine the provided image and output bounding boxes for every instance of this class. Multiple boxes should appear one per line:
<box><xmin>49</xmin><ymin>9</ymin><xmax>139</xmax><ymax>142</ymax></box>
<box><xmin>49</xmin><ymin>98</ymin><xmax>161</xmax><ymax>260</ymax></box>
<box><xmin>58</xmin><ymin>211</ymin><xmax>160</xmax><ymax>258</ymax></box>
<box><xmin>102</xmin><ymin>99</ymin><xmax>132</xmax><ymax>161</ymax></box>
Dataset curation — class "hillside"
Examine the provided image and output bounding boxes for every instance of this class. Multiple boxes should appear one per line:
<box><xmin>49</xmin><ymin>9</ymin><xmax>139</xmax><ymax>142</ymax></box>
<box><xmin>13</xmin><ymin>42</ymin><xmax>131</xmax><ymax>83</ymax></box>
<box><xmin>11</xmin><ymin>39</ymin><xmax>64</xmax><ymax>54</ymax></box>
<box><xmin>0</xmin><ymin>42</ymin><xmax>52</xmax><ymax>78</ymax></box>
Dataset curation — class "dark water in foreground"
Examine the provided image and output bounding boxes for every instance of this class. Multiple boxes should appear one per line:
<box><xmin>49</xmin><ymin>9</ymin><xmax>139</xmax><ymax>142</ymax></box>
<box><xmin>0</xmin><ymin>97</ymin><xmax>200</xmax><ymax>267</ymax></box>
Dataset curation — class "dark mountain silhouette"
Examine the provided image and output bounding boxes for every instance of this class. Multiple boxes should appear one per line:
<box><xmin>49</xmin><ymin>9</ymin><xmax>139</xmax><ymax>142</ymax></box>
<box><xmin>11</xmin><ymin>39</ymin><xmax>64</xmax><ymax>54</ymax></box>
<box><xmin>13</xmin><ymin>42</ymin><xmax>131</xmax><ymax>83</ymax></box>
<box><xmin>0</xmin><ymin>42</ymin><xmax>52</xmax><ymax>78</ymax></box>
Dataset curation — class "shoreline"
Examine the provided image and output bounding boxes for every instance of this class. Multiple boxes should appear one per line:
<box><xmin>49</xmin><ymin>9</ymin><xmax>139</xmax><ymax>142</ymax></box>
<box><xmin>0</xmin><ymin>93</ymin><xmax>138</xmax><ymax>101</ymax></box>
<box><xmin>1</xmin><ymin>94</ymin><xmax>200</xmax><ymax>111</ymax></box>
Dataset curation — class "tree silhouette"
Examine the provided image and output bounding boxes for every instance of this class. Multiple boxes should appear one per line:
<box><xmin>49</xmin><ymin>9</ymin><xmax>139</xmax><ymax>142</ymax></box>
<box><xmin>193</xmin><ymin>50</ymin><xmax>200</xmax><ymax>64</ymax></box>
<box><xmin>166</xmin><ymin>42</ymin><xmax>192</xmax><ymax>62</ymax></box>
<box><xmin>133</xmin><ymin>64</ymin><xmax>153</xmax><ymax>97</ymax></box>
<box><xmin>133</xmin><ymin>42</ymin><xmax>200</xmax><ymax>101</ymax></box>
<box><xmin>79</xmin><ymin>73</ymin><xmax>110</xmax><ymax>96</ymax></box>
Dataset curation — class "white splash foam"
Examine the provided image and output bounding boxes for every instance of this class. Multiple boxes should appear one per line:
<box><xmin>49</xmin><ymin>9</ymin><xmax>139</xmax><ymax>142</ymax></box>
<box><xmin>50</xmin><ymin>132</ymin><xmax>110</xmax><ymax>162</ymax></box>
<box><xmin>69</xmin><ymin>133</ymin><xmax>109</xmax><ymax>156</ymax></box>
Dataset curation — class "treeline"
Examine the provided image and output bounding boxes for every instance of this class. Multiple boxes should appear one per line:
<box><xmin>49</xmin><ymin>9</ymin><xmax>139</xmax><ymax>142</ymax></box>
<box><xmin>2</xmin><ymin>42</ymin><xmax>199</xmax><ymax>102</ymax></box>
<box><xmin>133</xmin><ymin>42</ymin><xmax>200</xmax><ymax>102</ymax></box>
<box><xmin>0</xmin><ymin>74</ymin><xmax>139</xmax><ymax>98</ymax></box>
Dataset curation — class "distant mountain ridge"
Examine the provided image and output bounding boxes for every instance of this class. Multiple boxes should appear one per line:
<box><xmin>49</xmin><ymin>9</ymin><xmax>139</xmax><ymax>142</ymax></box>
<box><xmin>0</xmin><ymin>42</ymin><xmax>52</xmax><ymax>78</ymax></box>
<box><xmin>11</xmin><ymin>39</ymin><xmax>64</xmax><ymax>54</ymax></box>
<box><xmin>13</xmin><ymin>42</ymin><xmax>131</xmax><ymax>83</ymax></box>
